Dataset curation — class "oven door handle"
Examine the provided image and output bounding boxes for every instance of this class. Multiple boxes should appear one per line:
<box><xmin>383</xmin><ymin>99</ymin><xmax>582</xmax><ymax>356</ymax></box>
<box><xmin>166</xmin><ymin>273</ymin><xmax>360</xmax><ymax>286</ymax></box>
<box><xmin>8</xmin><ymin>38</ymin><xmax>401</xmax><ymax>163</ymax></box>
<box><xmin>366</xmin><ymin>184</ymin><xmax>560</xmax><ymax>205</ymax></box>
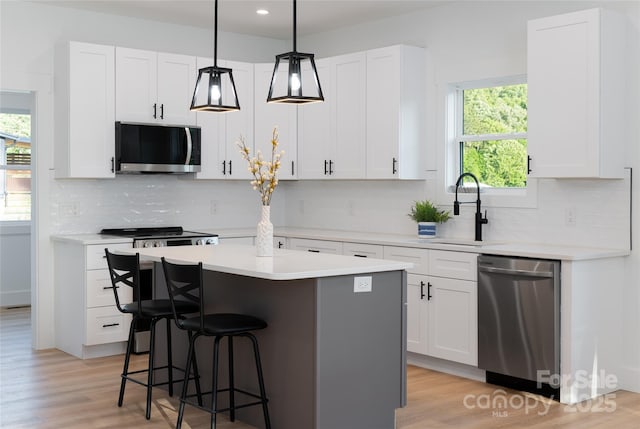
<box><xmin>479</xmin><ymin>266</ymin><xmax>554</xmax><ymax>278</ymax></box>
<box><xmin>185</xmin><ymin>127</ymin><xmax>193</xmax><ymax>165</ymax></box>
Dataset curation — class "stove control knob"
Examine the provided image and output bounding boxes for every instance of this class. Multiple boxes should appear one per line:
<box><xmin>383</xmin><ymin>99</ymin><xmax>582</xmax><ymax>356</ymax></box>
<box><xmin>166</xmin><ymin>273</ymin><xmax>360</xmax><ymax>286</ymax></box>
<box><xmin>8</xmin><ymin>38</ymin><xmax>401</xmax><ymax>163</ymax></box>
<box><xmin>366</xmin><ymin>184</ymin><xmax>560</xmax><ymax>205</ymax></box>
<box><xmin>205</xmin><ymin>238</ymin><xmax>216</xmax><ymax>245</ymax></box>
<box><xmin>195</xmin><ymin>239</ymin><xmax>205</xmax><ymax>245</ymax></box>
<box><xmin>153</xmin><ymin>241</ymin><xmax>163</xmax><ymax>247</ymax></box>
<box><xmin>143</xmin><ymin>242</ymin><xmax>153</xmax><ymax>248</ymax></box>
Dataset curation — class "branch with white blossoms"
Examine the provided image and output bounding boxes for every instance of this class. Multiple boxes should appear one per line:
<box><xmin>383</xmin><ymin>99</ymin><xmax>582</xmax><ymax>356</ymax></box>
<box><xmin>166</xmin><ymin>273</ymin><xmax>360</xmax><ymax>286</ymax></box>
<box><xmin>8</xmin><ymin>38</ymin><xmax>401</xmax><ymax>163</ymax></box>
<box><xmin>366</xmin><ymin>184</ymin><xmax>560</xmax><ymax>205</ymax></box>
<box><xmin>237</xmin><ymin>128</ymin><xmax>285</xmax><ymax>206</ymax></box>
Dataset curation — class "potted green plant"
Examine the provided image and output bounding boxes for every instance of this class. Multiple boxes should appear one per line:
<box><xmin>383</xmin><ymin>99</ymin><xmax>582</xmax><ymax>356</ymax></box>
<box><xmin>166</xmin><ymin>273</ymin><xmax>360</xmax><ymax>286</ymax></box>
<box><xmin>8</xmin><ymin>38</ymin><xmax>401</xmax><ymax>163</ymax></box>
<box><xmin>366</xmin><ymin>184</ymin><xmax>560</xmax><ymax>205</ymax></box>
<box><xmin>408</xmin><ymin>200</ymin><xmax>451</xmax><ymax>238</ymax></box>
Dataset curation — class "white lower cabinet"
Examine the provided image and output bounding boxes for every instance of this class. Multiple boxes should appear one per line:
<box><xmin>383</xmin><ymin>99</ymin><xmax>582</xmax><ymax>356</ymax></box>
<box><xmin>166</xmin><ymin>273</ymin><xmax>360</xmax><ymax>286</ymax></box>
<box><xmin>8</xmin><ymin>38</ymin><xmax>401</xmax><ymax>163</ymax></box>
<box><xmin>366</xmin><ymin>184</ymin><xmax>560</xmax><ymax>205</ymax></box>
<box><xmin>54</xmin><ymin>240</ymin><xmax>132</xmax><ymax>359</ymax></box>
<box><xmin>288</xmin><ymin>238</ymin><xmax>343</xmax><ymax>254</ymax></box>
<box><xmin>342</xmin><ymin>242</ymin><xmax>384</xmax><ymax>259</ymax></box>
<box><xmin>384</xmin><ymin>246</ymin><xmax>478</xmax><ymax>366</ymax></box>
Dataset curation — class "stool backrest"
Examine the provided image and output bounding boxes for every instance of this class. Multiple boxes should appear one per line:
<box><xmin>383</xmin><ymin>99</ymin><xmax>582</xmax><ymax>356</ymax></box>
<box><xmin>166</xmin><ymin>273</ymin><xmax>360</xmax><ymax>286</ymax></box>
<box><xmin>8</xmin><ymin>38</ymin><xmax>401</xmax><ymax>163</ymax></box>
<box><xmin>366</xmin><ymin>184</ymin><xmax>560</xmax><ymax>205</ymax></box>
<box><xmin>105</xmin><ymin>249</ymin><xmax>142</xmax><ymax>314</ymax></box>
<box><xmin>161</xmin><ymin>257</ymin><xmax>204</xmax><ymax>331</ymax></box>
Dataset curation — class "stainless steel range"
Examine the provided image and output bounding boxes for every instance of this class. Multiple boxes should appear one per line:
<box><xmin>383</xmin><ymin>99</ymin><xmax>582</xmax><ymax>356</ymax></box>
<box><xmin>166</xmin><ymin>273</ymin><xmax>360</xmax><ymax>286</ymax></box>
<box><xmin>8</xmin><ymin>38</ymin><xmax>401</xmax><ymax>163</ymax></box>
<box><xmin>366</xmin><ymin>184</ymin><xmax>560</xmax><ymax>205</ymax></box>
<box><xmin>101</xmin><ymin>226</ymin><xmax>218</xmax><ymax>248</ymax></box>
<box><xmin>100</xmin><ymin>226</ymin><xmax>218</xmax><ymax>353</ymax></box>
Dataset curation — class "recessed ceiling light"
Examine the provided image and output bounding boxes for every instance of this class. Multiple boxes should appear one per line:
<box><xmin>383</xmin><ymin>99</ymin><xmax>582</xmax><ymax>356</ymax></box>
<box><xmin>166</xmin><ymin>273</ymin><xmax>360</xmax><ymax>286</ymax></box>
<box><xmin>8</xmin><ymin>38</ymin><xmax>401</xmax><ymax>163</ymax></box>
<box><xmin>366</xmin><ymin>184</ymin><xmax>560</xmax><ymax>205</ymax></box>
<box><xmin>256</xmin><ymin>9</ymin><xmax>269</xmax><ymax>16</ymax></box>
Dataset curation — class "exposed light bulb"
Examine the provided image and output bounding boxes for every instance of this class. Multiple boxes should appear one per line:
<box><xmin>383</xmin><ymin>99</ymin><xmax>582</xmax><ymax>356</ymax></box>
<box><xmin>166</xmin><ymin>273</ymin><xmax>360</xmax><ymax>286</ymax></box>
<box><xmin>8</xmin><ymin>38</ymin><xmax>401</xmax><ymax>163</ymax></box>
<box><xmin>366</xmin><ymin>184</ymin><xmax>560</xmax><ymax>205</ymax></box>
<box><xmin>290</xmin><ymin>73</ymin><xmax>301</xmax><ymax>92</ymax></box>
<box><xmin>210</xmin><ymin>84</ymin><xmax>221</xmax><ymax>102</ymax></box>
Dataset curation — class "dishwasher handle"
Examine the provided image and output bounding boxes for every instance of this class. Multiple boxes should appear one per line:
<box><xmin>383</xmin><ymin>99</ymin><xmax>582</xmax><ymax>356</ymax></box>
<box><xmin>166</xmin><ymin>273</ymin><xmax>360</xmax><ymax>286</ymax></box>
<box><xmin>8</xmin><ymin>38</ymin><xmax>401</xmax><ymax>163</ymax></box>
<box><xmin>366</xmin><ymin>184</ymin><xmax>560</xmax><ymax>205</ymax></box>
<box><xmin>479</xmin><ymin>265</ymin><xmax>554</xmax><ymax>278</ymax></box>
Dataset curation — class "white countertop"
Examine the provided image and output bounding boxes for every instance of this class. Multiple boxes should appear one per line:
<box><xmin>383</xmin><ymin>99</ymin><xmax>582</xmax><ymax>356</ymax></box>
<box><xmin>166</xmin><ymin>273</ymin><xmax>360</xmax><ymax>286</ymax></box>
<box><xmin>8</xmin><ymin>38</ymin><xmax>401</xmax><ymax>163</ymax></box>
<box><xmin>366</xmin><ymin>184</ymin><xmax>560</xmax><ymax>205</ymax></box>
<box><xmin>119</xmin><ymin>244</ymin><xmax>414</xmax><ymax>281</ymax></box>
<box><xmin>52</xmin><ymin>227</ymin><xmax>630</xmax><ymax>261</ymax></box>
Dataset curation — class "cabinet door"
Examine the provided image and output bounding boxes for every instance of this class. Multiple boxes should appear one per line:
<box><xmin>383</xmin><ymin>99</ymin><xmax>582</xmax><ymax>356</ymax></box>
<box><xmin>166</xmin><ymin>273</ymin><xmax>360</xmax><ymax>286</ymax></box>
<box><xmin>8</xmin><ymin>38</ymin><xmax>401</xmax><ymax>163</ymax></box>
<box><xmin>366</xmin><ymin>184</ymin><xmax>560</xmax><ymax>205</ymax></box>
<box><xmin>254</xmin><ymin>63</ymin><xmax>298</xmax><ymax>180</ymax></box>
<box><xmin>342</xmin><ymin>242</ymin><xmax>384</xmax><ymax>259</ymax></box>
<box><xmin>366</xmin><ymin>45</ymin><xmax>426</xmax><ymax>179</ymax></box>
<box><xmin>115</xmin><ymin>47</ymin><xmax>157</xmax><ymax>122</ymax></box>
<box><xmin>383</xmin><ymin>246</ymin><xmax>429</xmax><ymax>275</ymax></box>
<box><xmin>332</xmin><ymin>53</ymin><xmax>366</xmax><ymax>179</ymax></box>
<box><xmin>66</xmin><ymin>42</ymin><xmax>115</xmax><ymax>178</ymax></box>
<box><xmin>223</xmin><ymin>60</ymin><xmax>254</xmax><ymax>179</ymax></box>
<box><xmin>298</xmin><ymin>58</ymin><xmax>333</xmax><ymax>179</ymax></box>
<box><xmin>406</xmin><ymin>273</ymin><xmax>429</xmax><ymax>354</ymax></box>
<box><xmin>427</xmin><ymin>277</ymin><xmax>477</xmax><ymax>366</ymax></box>
<box><xmin>288</xmin><ymin>238</ymin><xmax>343</xmax><ymax>254</ymax></box>
<box><xmin>527</xmin><ymin>8</ymin><xmax>624</xmax><ymax>178</ymax></box>
<box><xmin>157</xmin><ymin>52</ymin><xmax>196</xmax><ymax>125</ymax></box>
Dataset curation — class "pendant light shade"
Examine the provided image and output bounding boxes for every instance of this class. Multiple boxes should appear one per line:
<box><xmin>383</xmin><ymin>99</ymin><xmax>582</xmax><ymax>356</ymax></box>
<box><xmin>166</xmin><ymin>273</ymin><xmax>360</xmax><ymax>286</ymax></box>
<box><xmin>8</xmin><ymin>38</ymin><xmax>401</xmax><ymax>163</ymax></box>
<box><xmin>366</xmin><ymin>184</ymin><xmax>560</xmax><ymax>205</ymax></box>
<box><xmin>267</xmin><ymin>0</ymin><xmax>324</xmax><ymax>104</ymax></box>
<box><xmin>190</xmin><ymin>0</ymin><xmax>240</xmax><ymax>112</ymax></box>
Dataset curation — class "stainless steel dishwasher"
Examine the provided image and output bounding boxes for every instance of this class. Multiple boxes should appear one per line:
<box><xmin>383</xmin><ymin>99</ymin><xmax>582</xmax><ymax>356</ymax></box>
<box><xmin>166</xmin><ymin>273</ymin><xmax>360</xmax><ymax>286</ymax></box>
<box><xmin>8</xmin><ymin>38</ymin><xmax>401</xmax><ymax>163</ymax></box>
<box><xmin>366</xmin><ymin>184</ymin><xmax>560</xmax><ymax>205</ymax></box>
<box><xmin>477</xmin><ymin>255</ymin><xmax>560</xmax><ymax>398</ymax></box>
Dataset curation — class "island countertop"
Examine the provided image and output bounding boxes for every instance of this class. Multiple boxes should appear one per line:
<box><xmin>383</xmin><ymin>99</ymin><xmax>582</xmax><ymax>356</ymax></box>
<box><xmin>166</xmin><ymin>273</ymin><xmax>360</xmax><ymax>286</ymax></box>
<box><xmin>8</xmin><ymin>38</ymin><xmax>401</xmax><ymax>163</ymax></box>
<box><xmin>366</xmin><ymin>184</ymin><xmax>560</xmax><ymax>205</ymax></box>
<box><xmin>120</xmin><ymin>243</ymin><xmax>413</xmax><ymax>281</ymax></box>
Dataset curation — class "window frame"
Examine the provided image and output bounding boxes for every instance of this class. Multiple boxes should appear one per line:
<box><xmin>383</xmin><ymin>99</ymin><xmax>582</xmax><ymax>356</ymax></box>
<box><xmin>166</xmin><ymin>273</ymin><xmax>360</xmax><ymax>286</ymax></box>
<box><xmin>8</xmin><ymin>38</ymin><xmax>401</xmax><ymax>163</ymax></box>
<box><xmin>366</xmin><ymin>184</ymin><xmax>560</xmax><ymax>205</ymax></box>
<box><xmin>439</xmin><ymin>75</ymin><xmax>537</xmax><ymax>209</ymax></box>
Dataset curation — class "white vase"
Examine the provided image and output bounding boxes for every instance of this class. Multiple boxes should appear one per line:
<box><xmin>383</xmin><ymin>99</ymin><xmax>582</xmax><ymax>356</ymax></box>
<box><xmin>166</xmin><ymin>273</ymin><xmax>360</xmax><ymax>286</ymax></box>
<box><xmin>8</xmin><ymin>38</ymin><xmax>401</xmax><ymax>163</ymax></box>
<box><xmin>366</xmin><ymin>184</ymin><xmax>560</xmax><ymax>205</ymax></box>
<box><xmin>256</xmin><ymin>205</ymin><xmax>274</xmax><ymax>257</ymax></box>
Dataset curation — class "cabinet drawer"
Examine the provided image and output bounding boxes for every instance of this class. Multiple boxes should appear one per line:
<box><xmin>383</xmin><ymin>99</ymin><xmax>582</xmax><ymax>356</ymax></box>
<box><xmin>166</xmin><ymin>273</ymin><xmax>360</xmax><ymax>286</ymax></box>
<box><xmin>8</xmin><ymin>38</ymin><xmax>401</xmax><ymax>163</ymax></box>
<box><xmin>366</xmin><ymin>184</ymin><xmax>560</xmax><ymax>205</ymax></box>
<box><xmin>85</xmin><ymin>306</ymin><xmax>131</xmax><ymax>345</ymax></box>
<box><xmin>429</xmin><ymin>250</ymin><xmax>477</xmax><ymax>281</ymax></box>
<box><xmin>289</xmin><ymin>238</ymin><xmax>343</xmax><ymax>254</ymax></box>
<box><xmin>383</xmin><ymin>246</ymin><xmax>429</xmax><ymax>275</ymax></box>
<box><xmin>86</xmin><ymin>243</ymin><xmax>131</xmax><ymax>270</ymax></box>
<box><xmin>86</xmin><ymin>269</ymin><xmax>133</xmax><ymax>308</ymax></box>
<box><xmin>343</xmin><ymin>242</ymin><xmax>384</xmax><ymax>259</ymax></box>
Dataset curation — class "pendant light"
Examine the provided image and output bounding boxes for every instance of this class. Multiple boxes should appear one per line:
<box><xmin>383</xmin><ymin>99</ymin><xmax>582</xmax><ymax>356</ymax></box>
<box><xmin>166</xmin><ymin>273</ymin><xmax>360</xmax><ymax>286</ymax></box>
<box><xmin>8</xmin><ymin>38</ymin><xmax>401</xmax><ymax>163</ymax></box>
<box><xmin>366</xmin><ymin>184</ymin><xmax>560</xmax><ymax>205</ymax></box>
<box><xmin>267</xmin><ymin>0</ymin><xmax>324</xmax><ymax>104</ymax></box>
<box><xmin>190</xmin><ymin>0</ymin><xmax>240</xmax><ymax>112</ymax></box>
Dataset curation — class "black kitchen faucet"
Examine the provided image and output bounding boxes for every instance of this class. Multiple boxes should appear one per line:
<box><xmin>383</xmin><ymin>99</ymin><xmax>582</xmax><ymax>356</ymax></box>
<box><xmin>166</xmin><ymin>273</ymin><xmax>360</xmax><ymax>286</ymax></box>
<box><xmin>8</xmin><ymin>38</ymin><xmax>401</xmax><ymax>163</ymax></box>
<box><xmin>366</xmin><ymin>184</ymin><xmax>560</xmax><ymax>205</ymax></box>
<box><xmin>453</xmin><ymin>172</ymin><xmax>489</xmax><ymax>241</ymax></box>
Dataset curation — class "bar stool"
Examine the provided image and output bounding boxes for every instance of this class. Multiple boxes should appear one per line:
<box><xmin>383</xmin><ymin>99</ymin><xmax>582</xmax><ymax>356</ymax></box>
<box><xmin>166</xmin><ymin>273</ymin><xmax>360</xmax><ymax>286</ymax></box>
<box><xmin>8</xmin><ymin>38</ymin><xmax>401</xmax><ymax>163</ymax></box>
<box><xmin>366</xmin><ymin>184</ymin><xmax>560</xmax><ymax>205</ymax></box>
<box><xmin>161</xmin><ymin>257</ymin><xmax>271</xmax><ymax>429</ymax></box>
<box><xmin>105</xmin><ymin>249</ymin><xmax>202</xmax><ymax>420</ymax></box>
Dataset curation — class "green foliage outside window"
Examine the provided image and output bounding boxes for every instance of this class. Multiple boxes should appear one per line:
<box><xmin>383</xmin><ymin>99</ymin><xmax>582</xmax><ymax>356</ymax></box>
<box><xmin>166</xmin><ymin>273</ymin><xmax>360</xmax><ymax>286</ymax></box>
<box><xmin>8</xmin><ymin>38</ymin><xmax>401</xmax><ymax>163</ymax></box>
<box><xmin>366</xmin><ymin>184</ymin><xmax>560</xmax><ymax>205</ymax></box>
<box><xmin>461</xmin><ymin>84</ymin><xmax>527</xmax><ymax>188</ymax></box>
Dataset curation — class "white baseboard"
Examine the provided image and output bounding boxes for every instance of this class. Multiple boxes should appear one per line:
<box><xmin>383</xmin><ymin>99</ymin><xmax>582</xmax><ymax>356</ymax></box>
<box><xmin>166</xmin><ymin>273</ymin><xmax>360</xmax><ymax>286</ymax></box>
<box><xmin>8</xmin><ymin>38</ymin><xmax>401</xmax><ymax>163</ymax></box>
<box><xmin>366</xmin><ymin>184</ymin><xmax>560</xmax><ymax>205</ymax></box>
<box><xmin>0</xmin><ymin>290</ymin><xmax>31</xmax><ymax>307</ymax></box>
<box><xmin>407</xmin><ymin>352</ymin><xmax>486</xmax><ymax>382</ymax></box>
<box><xmin>618</xmin><ymin>364</ymin><xmax>640</xmax><ymax>394</ymax></box>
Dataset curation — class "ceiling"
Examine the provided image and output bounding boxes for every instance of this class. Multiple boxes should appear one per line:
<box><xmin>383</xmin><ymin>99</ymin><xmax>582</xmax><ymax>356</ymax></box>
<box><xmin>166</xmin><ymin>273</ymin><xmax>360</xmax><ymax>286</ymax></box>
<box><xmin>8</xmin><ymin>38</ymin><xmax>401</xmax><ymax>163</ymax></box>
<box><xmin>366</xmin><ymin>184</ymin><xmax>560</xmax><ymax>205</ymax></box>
<box><xmin>39</xmin><ymin>0</ymin><xmax>448</xmax><ymax>40</ymax></box>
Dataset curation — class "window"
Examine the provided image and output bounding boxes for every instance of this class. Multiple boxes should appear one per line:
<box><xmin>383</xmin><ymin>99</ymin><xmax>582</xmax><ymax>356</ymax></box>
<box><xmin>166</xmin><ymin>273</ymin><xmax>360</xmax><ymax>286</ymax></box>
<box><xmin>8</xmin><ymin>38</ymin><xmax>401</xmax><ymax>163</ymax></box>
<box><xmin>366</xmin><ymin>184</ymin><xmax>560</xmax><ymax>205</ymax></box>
<box><xmin>454</xmin><ymin>77</ymin><xmax>527</xmax><ymax>190</ymax></box>
<box><xmin>1</xmin><ymin>113</ymin><xmax>31</xmax><ymax>221</ymax></box>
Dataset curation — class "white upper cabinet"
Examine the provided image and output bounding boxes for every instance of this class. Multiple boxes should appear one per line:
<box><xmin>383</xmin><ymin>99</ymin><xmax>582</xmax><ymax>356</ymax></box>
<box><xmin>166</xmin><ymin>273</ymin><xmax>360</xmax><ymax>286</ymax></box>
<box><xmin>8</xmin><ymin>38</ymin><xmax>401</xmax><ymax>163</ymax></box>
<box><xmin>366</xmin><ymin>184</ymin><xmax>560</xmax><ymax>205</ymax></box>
<box><xmin>298</xmin><ymin>52</ymin><xmax>366</xmax><ymax>179</ymax></box>
<box><xmin>527</xmin><ymin>8</ymin><xmax>626</xmax><ymax>178</ymax></box>
<box><xmin>195</xmin><ymin>58</ymin><xmax>254</xmax><ymax>180</ymax></box>
<box><xmin>115</xmin><ymin>47</ymin><xmax>196</xmax><ymax>125</ymax></box>
<box><xmin>366</xmin><ymin>45</ymin><xmax>426</xmax><ymax>179</ymax></box>
<box><xmin>254</xmin><ymin>63</ymin><xmax>298</xmax><ymax>180</ymax></box>
<box><xmin>54</xmin><ymin>41</ymin><xmax>115</xmax><ymax>178</ymax></box>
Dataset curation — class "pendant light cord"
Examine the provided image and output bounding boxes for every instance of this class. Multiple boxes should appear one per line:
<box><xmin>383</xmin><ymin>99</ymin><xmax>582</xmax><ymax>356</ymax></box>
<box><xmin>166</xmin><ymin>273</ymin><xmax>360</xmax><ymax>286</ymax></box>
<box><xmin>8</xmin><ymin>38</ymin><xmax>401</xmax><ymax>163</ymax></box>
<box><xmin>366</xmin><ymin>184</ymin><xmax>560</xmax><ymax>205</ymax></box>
<box><xmin>213</xmin><ymin>0</ymin><xmax>218</xmax><ymax>67</ymax></box>
<box><xmin>293</xmin><ymin>0</ymin><xmax>297</xmax><ymax>52</ymax></box>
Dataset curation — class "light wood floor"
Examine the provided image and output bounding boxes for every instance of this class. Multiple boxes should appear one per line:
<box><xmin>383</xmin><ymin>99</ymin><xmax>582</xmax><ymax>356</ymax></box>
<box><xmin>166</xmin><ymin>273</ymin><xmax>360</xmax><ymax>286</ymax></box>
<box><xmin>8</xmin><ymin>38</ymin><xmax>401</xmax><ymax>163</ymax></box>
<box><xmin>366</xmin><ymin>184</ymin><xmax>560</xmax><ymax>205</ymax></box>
<box><xmin>2</xmin><ymin>307</ymin><xmax>639</xmax><ymax>428</ymax></box>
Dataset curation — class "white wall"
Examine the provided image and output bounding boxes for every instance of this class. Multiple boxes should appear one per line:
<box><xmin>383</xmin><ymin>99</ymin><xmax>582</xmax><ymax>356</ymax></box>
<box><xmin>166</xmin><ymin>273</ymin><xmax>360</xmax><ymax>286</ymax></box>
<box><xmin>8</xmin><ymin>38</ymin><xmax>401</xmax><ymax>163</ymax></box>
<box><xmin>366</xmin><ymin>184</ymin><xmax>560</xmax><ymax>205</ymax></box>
<box><xmin>291</xmin><ymin>0</ymin><xmax>640</xmax><ymax>393</ymax></box>
<box><xmin>0</xmin><ymin>1</ymin><xmax>287</xmax><ymax>350</ymax></box>
<box><xmin>2</xmin><ymin>0</ymin><xmax>639</xmax><ymax>393</ymax></box>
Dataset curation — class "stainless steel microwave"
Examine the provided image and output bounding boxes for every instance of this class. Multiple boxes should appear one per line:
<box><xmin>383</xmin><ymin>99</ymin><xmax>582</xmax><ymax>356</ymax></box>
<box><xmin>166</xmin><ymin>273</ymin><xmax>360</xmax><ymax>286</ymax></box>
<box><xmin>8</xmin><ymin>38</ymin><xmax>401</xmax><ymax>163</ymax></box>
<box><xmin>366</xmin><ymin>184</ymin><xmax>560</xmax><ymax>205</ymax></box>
<box><xmin>115</xmin><ymin>122</ymin><xmax>201</xmax><ymax>173</ymax></box>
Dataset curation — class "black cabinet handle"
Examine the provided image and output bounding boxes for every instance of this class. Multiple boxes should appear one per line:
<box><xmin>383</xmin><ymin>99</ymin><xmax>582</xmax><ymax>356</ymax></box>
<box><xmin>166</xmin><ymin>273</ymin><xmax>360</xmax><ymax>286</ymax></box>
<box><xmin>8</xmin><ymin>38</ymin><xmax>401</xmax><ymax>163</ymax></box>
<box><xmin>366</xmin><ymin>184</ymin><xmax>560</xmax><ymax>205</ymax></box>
<box><xmin>353</xmin><ymin>254</ymin><xmax>367</xmax><ymax>258</ymax></box>
<box><xmin>392</xmin><ymin>157</ymin><xmax>398</xmax><ymax>174</ymax></box>
<box><xmin>278</xmin><ymin>241</ymin><xmax>284</xmax><ymax>249</ymax></box>
<box><xmin>153</xmin><ymin>103</ymin><xmax>157</xmax><ymax>119</ymax></box>
<box><xmin>291</xmin><ymin>161</ymin><xmax>295</xmax><ymax>176</ymax></box>
<box><xmin>102</xmin><ymin>323</ymin><xmax>120</xmax><ymax>328</ymax></box>
<box><xmin>420</xmin><ymin>281</ymin><xmax>425</xmax><ymax>299</ymax></box>
<box><xmin>527</xmin><ymin>155</ymin><xmax>532</xmax><ymax>174</ymax></box>
<box><xmin>111</xmin><ymin>157</ymin><xmax>115</xmax><ymax>173</ymax></box>
<box><xmin>103</xmin><ymin>286</ymin><xmax>118</xmax><ymax>290</ymax></box>
<box><xmin>229</xmin><ymin>160</ymin><xmax>232</xmax><ymax>175</ymax></box>
<box><xmin>308</xmin><ymin>249</ymin><xmax>320</xmax><ymax>253</ymax></box>
<box><xmin>222</xmin><ymin>160</ymin><xmax>226</xmax><ymax>175</ymax></box>
<box><xmin>160</xmin><ymin>104</ymin><xmax>164</xmax><ymax>120</ymax></box>
<box><xmin>427</xmin><ymin>282</ymin><xmax>432</xmax><ymax>300</ymax></box>
<box><xmin>324</xmin><ymin>160</ymin><xmax>328</xmax><ymax>175</ymax></box>
<box><xmin>329</xmin><ymin>160</ymin><xmax>334</xmax><ymax>175</ymax></box>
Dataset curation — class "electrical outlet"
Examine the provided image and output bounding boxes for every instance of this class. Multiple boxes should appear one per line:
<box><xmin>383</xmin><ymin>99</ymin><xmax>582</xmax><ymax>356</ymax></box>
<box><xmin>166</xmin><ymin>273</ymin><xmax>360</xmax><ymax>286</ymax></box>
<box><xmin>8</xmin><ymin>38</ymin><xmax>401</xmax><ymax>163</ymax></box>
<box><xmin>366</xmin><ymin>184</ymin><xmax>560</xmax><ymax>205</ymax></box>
<box><xmin>565</xmin><ymin>207</ymin><xmax>577</xmax><ymax>226</ymax></box>
<box><xmin>354</xmin><ymin>276</ymin><xmax>372</xmax><ymax>293</ymax></box>
<box><xmin>210</xmin><ymin>200</ymin><xmax>218</xmax><ymax>215</ymax></box>
<box><xmin>60</xmin><ymin>203</ymin><xmax>78</xmax><ymax>216</ymax></box>
<box><xmin>347</xmin><ymin>200</ymin><xmax>355</xmax><ymax>216</ymax></box>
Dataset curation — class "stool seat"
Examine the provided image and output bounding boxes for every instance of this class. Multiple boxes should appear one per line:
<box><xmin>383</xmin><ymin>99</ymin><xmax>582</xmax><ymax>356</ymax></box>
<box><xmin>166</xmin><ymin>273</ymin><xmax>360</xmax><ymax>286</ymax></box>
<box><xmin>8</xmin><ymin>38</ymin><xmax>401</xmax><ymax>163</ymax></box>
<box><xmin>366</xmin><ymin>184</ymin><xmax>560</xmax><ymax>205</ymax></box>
<box><xmin>180</xmin><ymin>313</ymin><xmax>267</xmax><ymax>336</ymax></box>
<box><xmin>122</xmin><ymin>299</ymin><xmax>198</xmax><ymax>318</ymax></box>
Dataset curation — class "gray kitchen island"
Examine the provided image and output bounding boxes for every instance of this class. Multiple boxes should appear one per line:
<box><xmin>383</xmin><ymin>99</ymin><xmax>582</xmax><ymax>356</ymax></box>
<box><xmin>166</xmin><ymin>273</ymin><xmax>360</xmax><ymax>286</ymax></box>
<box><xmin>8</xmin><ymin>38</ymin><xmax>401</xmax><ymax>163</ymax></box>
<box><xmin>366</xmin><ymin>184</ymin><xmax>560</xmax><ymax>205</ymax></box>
<box><xmin>121</xmin><ymin>244</ymin><xmax>412</xmax><ymax>429</ymax></box>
